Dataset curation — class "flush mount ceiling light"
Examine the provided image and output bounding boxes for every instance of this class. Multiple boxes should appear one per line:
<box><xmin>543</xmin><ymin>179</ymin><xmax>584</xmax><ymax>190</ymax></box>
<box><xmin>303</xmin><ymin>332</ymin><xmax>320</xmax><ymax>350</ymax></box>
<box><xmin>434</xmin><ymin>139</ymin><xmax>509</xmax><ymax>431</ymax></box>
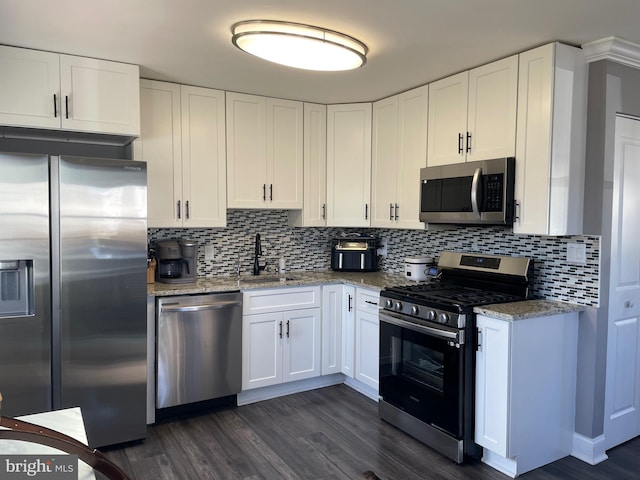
<box><xmin>231</xmin><ymin>20</ymin><xmax>367</xmax><ymax>71</ymax></box>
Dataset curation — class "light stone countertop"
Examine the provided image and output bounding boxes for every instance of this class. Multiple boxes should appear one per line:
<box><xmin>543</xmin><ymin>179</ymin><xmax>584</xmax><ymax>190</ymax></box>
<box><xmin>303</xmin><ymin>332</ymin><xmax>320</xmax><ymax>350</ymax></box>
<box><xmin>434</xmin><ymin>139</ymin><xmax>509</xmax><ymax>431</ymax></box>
<box><xmin>474</xmin><ymin>299</ymin><xmax>586</xmax><ymax>321</ymax></box>
<box><xmin>148</xmin><ymin>270</ymin><xmax>411</xmax><ymax>296</ymax></box>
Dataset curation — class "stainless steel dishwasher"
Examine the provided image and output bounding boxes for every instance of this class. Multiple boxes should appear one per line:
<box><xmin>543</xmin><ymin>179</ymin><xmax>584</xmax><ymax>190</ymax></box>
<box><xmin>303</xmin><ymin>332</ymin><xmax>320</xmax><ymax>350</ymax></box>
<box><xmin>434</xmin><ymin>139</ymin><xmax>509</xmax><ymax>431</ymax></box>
<box><xmin>156</xmin><ymin>292</ymin><xmax>242</xmax><ymax>409</ymax></box>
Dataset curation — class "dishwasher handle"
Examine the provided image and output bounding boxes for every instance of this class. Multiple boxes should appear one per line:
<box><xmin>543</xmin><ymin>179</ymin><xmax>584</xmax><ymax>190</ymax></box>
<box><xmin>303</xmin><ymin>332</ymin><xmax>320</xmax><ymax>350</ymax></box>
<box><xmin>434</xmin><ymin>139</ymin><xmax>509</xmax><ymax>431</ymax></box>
<box><xmin>160</xmin><ymin>300</ymin><xmax>242</xmax><ymax>313</ymax></box>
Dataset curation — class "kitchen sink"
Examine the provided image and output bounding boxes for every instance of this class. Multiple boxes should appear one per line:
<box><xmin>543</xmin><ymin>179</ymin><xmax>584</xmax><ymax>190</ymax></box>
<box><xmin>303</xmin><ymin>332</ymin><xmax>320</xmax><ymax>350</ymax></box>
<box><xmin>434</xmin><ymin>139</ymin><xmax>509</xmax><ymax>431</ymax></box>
<box><xmin>239</xmin><ymin>276</ymin><xmax>299</xmax><ymax>284</ymax></box>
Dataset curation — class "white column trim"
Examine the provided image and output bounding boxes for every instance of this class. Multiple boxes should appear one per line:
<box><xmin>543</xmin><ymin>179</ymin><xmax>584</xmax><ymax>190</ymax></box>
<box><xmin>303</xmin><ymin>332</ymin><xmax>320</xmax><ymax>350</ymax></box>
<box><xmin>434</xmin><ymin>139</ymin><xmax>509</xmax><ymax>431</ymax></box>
<box><xmin>581</xmin><ymin>36</ymin><xmax>640</xmax><ymax>68</ymax></box>
<box><xmin>571</xmin><ymin>432</ymin><xmax>609</xmax><ymax>465</ymax></box>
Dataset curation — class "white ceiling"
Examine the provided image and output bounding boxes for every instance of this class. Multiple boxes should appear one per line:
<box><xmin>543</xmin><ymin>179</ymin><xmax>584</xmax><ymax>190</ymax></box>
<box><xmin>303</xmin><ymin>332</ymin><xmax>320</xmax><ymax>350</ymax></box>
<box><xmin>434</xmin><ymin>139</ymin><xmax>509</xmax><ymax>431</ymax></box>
<box><xmin>2</xmin><ymin>0</ymin><xmax>640</xmax><ymax>104</ymax></box>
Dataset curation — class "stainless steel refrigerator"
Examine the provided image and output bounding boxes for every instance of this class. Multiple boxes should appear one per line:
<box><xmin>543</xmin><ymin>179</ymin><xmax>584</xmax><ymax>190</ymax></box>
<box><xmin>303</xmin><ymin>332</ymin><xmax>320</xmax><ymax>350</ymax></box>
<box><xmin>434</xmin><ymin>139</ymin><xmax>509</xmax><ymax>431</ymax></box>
<box><xmin>0</xmin><ymin>152</ymin><xmax>147</xmax><ymax>448</ymax></box>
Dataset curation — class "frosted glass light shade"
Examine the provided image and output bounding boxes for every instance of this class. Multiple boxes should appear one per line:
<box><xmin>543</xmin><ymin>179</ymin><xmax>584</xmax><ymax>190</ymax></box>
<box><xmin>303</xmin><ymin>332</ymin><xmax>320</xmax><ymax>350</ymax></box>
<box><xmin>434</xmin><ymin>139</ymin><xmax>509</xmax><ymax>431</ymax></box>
<box><xmin>232</xmin><ymin>20</ymin><xmax>367</xmax><ymax>71</ymax></box>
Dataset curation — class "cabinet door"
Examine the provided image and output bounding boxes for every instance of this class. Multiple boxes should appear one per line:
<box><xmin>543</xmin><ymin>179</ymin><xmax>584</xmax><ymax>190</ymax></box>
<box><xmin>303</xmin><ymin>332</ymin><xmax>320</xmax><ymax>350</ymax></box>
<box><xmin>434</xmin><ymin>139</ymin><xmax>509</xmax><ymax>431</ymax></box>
<box><xmin>341</xmin><ymin>285</ymin><xmax>356</xmax><ymax>377</ymax></box>
<box><xmin>282</xmin><ymin>308</ymin><xmax>321</xmax><ymax>382</ymax></box>
<box><xmin>135</xmin><ymin>80</ymin><xmax>182</xmax><ymax>228</ymax></box>
<box><xmin>59</xmin><ymin>54</ymin><xmax>140</xmax><ymax>135</ymax></box>
<box><xmin>466</xmin><ymin>55</ymin><xmax>518</xmax><ymax>162</ymax></box>
<box><xmin>322</xmin><ymin>285</ymin><xmax>343</xmax><ymax>375</ymax></box>
<box><xmin>514</xmin><ymin>43</ymin><xmax>587</xmax><ymax>236</ymax></box>
<box><xmin>326</xmin><ymin>103</ymin><xmax>372</xmax><ymax>226</ymax></box>
<box><xmin>180</xmin><ymin>85</ymin><xmax>227</xmax><ymax>227</ymax></box>
<box><xmin>513</xmin><ymin>44</ymin><xmax>554</xmax><ymax>235</ymax></box>
<box><xmin>242</xmin><ymin>312</ymin><xmax>283</xmax><ymax>390</ymax></box>
<box><xmin>289</xmin><ymin>103</ymin><xmax>327</xmax><ymax>226</ymax></box>
<box><xmin>0</xmin><ymin>46</ymin><xmax>60</xmax><ymax>129</ymax></box>
<box><xmin>226</xmin><ymin>92</ymin><xmax>267</xmax><ymax>208</ymax></box>
<box><xmin>475</xmin><ymin>315</ymin><xmax>510</xmax><ymax>456</ymax></box>
<box><xmin>266</xmin><ymin>98</ymin><xmax>303</xmax><ymax>208</ymax></box>
<box><xmin>427</xmin><ymin>71</ymin><xmax>469</xmax><ymax>166</ymax></box>
<box><xmin>396</xmin><ymin>85</ymin><xmax>428</xmax><ymax>228</ymax></box>
<box><xmin>371</xmin><ymin>95</ymin><xmax>399</xmax><ymax>228</ymax></box>
<box><xmin>355</xmin><ymin>309</ymin><xmax>379</xmax><ymax>392</ymax></box>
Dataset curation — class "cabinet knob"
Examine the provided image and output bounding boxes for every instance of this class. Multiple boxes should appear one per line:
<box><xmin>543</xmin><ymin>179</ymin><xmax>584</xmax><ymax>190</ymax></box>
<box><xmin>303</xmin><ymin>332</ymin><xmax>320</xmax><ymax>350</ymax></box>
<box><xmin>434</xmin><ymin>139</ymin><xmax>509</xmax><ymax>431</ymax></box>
<box><xmin>625</xmin><ymin>300</ymin><xmax>635</xmax><ymax>308</ymax></box>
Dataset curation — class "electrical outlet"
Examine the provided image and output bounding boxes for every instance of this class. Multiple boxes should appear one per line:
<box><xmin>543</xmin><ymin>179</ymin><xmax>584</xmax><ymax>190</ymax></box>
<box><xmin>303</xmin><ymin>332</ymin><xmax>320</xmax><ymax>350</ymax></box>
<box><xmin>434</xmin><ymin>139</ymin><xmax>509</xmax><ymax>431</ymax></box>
<box><xmin>377</xmin><ymin>238</ymin><xmax>388</xmax><ymax>257</ymax></box>
<box><xmin>566</xmin><ymin>243</ymin><xmax>586</xmax><ymax>265</ymax></box>
<box><xmin>204</xmin><ymin>244</ymin><xmax>215</xmax><ymax>261</ymax></box>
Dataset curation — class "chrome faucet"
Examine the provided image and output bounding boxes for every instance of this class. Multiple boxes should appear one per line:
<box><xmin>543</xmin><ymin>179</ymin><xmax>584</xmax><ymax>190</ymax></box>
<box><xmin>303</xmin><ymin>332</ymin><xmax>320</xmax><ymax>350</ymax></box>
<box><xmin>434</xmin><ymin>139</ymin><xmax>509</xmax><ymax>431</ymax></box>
<box><xmin>253</xmin><ymin>233</ymin><xmax>267</xmax><ymax>275</ymax></box>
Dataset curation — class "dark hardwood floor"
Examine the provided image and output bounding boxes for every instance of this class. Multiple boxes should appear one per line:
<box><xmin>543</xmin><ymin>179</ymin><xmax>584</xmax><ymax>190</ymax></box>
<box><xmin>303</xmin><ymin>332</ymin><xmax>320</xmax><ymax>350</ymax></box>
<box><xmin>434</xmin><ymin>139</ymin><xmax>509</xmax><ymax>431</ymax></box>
<box><xmin>104</xmin><ymin>385</ymin><xmax>640</xmax><ymax>479</ymax></box>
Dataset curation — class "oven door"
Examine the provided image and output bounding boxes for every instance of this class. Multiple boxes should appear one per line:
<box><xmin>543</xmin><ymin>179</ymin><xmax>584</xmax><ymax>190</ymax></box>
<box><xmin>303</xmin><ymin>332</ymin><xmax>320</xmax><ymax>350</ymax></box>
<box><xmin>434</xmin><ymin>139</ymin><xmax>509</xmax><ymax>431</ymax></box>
<box><xmin>379</xmin><ymin>310</ymin><xmax>464</xmax><ymax>438</ymax></box>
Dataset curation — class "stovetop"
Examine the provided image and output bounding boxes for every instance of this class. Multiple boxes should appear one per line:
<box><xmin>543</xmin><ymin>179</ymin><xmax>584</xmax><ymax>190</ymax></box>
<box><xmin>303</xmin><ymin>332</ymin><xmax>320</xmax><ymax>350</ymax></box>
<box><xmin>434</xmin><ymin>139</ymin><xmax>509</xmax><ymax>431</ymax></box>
<box><xmin>382</xmin><ymin>282</ymin><xmax>525</xmax><ymax>312</ymax></box>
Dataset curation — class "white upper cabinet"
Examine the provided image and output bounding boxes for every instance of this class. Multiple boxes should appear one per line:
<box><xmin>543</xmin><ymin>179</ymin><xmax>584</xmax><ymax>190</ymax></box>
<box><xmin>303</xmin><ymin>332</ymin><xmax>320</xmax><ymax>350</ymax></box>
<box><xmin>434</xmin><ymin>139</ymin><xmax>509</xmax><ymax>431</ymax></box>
<box><xmin>326</xmin><ymin>103</ymin><xmax>372</xmax><ymax>227</ymax></box>
<box><xmin>0</xmin><ymin>45</ymin><xmax>139</xmax><ymax>136</ymax></box>
<box><xmin>289</xmin><ymin>103</ymin><xmax>327</xmax><ymax>227</ymax></box>
<box><xmin>427</xmin><ymin>55</ymin><xmax>518</xmax><ymax>166</ymax></box>
<box><xmin>513</xmin><ymin>43</ymin><xmax>587</xmax><ymax>235</ymax></box>
<box><xmin>372</xmin><ymin>85</ymin><xmax>428</xmax><ymax>229</ymax></box>
<box><xmin>226</xmin><ymin>92</ymin><xmax>303</xmax><ymax>209</ymax></box>
<box><xmin>135</xmin><ymin>80</ymin><xmax>226</xmax><ymax>228</ymax></box>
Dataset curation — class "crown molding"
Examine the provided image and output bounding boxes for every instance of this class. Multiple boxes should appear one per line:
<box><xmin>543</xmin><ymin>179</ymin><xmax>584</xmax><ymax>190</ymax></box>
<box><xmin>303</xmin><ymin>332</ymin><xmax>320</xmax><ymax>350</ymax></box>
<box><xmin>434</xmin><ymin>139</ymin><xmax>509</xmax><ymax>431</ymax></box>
<box><xmin>581</xmin><ymin>36</ymin><xmax>640</xmax><ymax>68</ymax></box>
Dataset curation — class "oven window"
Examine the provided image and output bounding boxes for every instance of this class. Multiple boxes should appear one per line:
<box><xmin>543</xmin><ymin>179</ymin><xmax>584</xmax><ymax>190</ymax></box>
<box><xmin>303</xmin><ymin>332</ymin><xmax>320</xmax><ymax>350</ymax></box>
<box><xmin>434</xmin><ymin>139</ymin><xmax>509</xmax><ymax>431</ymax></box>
<box><xmin>400</xmin><ymin>340</ymin><xmax>445</xmax><ymax>393</ymax></box>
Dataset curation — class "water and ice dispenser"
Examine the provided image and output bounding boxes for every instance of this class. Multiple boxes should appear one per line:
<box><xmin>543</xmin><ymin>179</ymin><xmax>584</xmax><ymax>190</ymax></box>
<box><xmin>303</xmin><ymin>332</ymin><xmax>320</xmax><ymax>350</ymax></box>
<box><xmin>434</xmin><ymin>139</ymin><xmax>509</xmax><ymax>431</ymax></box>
<box><xmin>0</xmin><ymin>260</ymin><xmax>34</xmax><ymax>317</ymax></box>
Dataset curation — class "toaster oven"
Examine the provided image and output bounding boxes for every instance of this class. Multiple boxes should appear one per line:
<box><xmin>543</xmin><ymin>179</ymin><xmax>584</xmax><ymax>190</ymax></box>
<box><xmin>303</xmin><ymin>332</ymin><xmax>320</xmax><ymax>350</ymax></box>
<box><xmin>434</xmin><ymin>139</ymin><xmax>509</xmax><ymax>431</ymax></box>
<box><xmin>331</xmin><ymin>237</ymin><xmax>378</xmax><ymax>272</ymax></box>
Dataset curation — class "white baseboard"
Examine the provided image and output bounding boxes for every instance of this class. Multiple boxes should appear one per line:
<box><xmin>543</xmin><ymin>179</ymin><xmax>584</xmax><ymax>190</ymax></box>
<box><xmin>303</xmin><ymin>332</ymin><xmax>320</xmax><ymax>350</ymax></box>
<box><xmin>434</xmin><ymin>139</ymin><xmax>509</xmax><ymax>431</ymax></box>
<box><xmin>481</xmin><ymin>450</ymin><xmax>518</xmax><ymax>478</ymax></box>
<box><xmin>343</xmin><ymin>377</ymin><xmax>380</xmax><ymax>402</ymax></box>
<box><xmin>237</xmin><ymin>374</ymin><xmax>344</xmax><ymax>405</ymax></box>
<box><xmin>571</xmin><ymin>432</ymin><xmax>609</xmax><ymax>465</ymax></box>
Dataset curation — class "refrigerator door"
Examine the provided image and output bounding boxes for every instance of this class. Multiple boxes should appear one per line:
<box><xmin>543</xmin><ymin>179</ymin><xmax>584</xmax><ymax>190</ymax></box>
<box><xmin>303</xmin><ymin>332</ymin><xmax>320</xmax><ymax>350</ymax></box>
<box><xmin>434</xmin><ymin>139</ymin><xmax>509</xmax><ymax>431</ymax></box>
<box><xmin>55</xmin><ymin>156</ymin><xmax>147</xmax><ymax>447</ymax></box>
<box><xmin>0</xmin><ymin>152</ymin><xmax>51</xmax><ymax>416</ymax></box>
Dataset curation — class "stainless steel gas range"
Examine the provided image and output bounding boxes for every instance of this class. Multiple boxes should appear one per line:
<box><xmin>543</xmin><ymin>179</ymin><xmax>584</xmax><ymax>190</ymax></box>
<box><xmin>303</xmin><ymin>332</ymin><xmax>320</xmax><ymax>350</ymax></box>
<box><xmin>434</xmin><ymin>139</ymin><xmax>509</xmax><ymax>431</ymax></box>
<box><xmin>378</xmin><ymin>251</ymin><xmax>533</xmax><ymax>463</ymax></box>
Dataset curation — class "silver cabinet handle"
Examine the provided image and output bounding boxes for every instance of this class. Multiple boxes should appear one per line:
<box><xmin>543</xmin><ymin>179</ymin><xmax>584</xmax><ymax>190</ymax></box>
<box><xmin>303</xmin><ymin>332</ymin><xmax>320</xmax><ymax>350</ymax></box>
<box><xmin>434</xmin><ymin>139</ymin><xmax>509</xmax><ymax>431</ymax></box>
<box><xmin>65</xmin><ymin>95</ymin><xmax>69</xmax><ymax>119</ymax></box>
<box><xmin>286</xmin><ymin>320</ymin><xmax>290</xmax><ymax>338</ymax></box>
<box><xmin>458</xmin><ymin>133</ymin><xmax>464</xmax><ymax>154</ymax></box>
<box><xmin>279</xmin><ymin>320</ymin><xmax>283</xmax><ymax>339</ymax></box>
<box><xmin>394</xmin><ymin>203</ymin><xmax>399</xmax><ymax>221</ymax></box>
<box><xmin>322</xmin><ymin>203</ymin><xmax>326</xmax><ymax>220</ymax></box>
<box><xmin>389</xmin><ymin>203</ymin><xmax>394</xmax><ymax>221</ymax></box>
<box><xmin>466</xmin><ymin>131</ymin><xmax>472</xmax><ymax>153</ymax></box>
<box><xmin>177</xmin><ymin>200</ymin><xmax>181</xmax><ymax>219</ymax></box>
<box><xmin>365</xmin><ymin>203</ymin><xmax>369</xmax><ymax>220</ymax></box>
<box><xmin>53</xmin><ymin>94</ymin><xmax>57</xmax><ymax>118</ymax></box>
<box><xmin>471</xmin><ymin>167</ymin><xmax>482</xmax><ymax>219</ymax></box>
<box><xmin>270</xmin><ymin>184</ymin><xmax>273</xmax><ymax>201</ymax></box>
<box><xmin>185</xmin><ymin>200</ymin><xmax>190</xmax><ymax>219</ymax></box>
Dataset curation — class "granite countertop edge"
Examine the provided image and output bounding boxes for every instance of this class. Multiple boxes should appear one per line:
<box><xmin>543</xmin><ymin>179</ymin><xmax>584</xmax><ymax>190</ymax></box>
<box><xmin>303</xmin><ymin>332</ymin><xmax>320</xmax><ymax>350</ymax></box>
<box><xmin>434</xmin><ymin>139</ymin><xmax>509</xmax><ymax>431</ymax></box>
<box><xmin>473</xmin><ymin>299</ymin><xmax>586</xmax><ymax>321</ymax></box>
<box><xmin>147</xmin><ymin>271</ymin><xmax>409</xmax><ymax>296</ymax></box>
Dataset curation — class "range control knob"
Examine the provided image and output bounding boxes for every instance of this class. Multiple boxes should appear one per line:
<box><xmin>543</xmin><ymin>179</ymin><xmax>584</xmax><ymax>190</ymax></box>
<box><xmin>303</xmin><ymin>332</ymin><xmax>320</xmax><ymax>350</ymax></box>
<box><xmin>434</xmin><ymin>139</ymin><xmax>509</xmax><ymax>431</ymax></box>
<box><xmin>437</xmin><ymin>312</ymin><xmax>450</xmax><ymax>324</ymax></box>
<box><xmin>426</xmin><ymin>310</ymin><xmax>437</xmax><ymax>321</ymax></box>
<box><xmin>384</xmin><ymin>299</ymin><xmax>393</xmax><ymax>309</ymax></box>
<box><xmin>410</xmin><ymin>305</ymin><xmax>420</xmax><ymax>316</ymax></box>
<box><xmin>394</xmin><ymin>301</ymin><xmax>403</xmax><ymax>311</ymax></box>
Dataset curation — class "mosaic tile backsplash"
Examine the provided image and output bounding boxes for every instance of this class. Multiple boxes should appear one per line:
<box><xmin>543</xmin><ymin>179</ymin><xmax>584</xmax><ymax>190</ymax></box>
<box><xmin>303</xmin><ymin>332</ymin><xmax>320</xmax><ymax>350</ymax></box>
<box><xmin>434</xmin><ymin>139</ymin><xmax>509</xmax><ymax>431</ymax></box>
<box><xmin>148</xmin><ymin>209</ymin><xmax>600</xmax><ymax>307</ymax></box>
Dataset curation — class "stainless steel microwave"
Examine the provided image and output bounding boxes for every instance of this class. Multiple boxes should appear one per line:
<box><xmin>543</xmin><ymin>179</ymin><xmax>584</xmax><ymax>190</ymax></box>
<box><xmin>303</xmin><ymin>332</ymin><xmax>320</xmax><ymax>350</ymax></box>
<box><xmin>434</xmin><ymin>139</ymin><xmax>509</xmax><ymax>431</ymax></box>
<box><xmin>419</xmin><ymin>157</ymin><xmax>515</xmax><ymax>225</ymax></box>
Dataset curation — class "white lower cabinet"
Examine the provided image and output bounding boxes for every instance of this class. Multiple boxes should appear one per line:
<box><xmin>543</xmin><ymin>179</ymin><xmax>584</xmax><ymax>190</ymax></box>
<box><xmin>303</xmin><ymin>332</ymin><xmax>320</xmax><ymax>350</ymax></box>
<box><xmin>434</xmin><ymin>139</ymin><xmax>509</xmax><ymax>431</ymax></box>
<box><xmin>321</xmin><ymin>285</ymin><xmax>343</xmax><ymax>375</ymax></box>
<box><xmin>242</xmin><ymin>287</ymin><xmax>321</xmax><ymax>390</ymax></box>
<box><xmin>354</xmin><ymin>288</ymin><xmax>380</xmax><ymax>393</ymax></box>
<box><xmin>475</xmin><ymin>312</ymin><xmax>579</xmax><ymax>477</ymax></box>
<box><xmin>341</xmin><ymin>285</ymin><xmax>356</xmax><ymax>378</ymax></box>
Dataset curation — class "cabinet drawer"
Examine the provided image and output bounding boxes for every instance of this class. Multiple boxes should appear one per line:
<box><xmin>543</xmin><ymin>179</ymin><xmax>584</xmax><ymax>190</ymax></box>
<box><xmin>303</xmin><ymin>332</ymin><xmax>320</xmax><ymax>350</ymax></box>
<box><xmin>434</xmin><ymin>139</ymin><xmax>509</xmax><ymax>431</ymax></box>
<box><xmin>243</xmin><ymin>286</ymin><xmax>321</xmax><ymax>315</ymax></box>
<box><xmin>356</xmin><ymin>288</ymin><xmax>380</xmax><ymax>313</ymax></box>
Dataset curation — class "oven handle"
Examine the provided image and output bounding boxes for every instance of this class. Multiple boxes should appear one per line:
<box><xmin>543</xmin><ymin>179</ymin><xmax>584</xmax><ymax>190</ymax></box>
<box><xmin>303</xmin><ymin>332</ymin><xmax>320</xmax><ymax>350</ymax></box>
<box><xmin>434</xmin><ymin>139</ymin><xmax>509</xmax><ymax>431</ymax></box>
<box><xmin>379</xmin><ymin>311</ymin><xmax>461</xmax><ymax>343</ymax></box>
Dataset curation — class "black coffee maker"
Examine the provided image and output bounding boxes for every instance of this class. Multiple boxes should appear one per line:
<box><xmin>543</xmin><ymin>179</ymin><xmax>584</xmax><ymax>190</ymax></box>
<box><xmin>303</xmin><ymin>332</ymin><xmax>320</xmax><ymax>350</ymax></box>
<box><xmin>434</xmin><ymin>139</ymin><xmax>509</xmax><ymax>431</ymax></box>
<box><xmin>155</xmin><ymin>239</ymin><xmax>197</xmax><ymax>284</ymax></box>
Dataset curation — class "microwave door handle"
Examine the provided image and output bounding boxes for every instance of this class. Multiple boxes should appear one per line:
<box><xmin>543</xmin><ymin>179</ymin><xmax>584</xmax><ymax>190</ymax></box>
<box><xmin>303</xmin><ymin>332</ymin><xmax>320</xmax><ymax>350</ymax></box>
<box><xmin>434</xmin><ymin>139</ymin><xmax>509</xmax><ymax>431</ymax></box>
<box><xmin>471</xmin><ymin>167</ymin><xmax>482</xmax><ymax>219</ymax></box>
